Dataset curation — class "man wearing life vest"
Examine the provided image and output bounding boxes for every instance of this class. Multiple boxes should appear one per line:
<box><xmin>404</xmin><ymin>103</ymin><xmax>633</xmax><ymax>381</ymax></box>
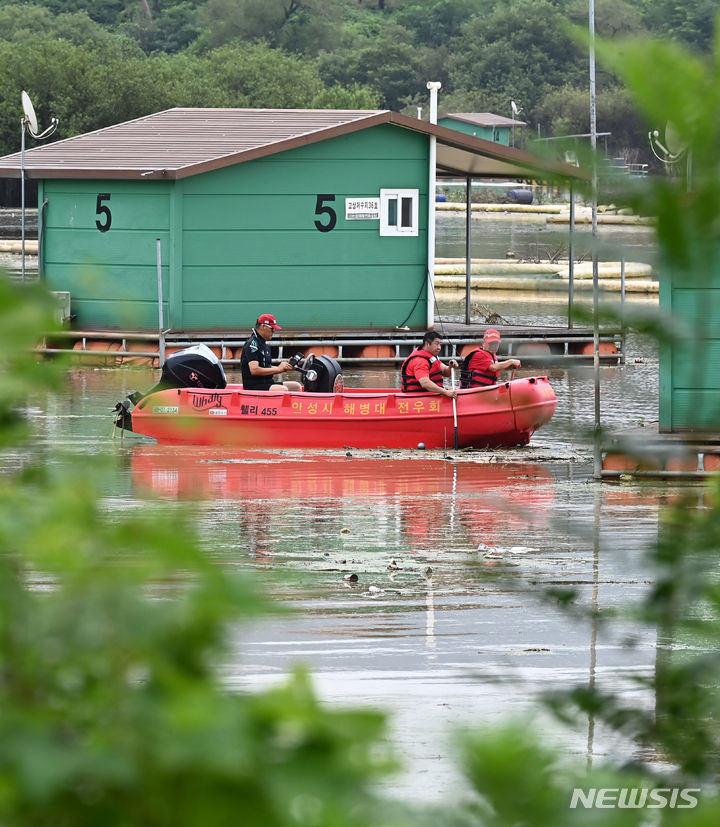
<box><xmin>401</xmin><ymin>331</ymin><xmax>458</xmax><ymax>398</ymax></box>
<box><xmin>460</xmin><ymin>329</ymin><xmax>520</xmax><ymax>388</ymax></box>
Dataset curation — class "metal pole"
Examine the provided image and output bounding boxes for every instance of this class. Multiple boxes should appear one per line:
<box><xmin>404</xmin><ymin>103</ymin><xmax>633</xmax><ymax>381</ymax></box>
<box><xmin>20</xmin><ymin>120</ymin><xmax>25</xmax><ymax>282</ymax></box>
<box><xmin>620</xmin><ymin>257</ymin><xmax>626</xmax><ymax>365</ymax></box>
<box><xmin>465</xmin><ymin>174</ymin><xmax>472</xmax><ymax>325</ymax></box>
<box><xmin>590</xmin><ymin>0</ymin><xmax>601</xmax><ymax>479</ymax></box>
<box><xmin>568</xmin><ymin>183</ymin><xmax>575</xmax><ymax>328</ymax></box>
<box><xmin>156</xmin><ymin>238</ymin><xmax>165</xmax><ymax>364</ymax></box>
<box><xmin>426</xmin><ymin>82</ymin><xmax>441</xmax><ymax>330</ymax></box>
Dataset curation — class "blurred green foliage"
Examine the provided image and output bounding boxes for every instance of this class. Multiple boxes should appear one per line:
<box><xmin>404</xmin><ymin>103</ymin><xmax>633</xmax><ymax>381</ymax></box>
<box><xmin>0</xmin><ymin>273</ymin><xmax>401</xmax><ymax>825</ymax></box>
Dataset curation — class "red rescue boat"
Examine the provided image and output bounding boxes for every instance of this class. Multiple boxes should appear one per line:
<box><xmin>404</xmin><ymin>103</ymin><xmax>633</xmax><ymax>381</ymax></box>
<box><xmin>114</xmin><ymin>345</ymin><xmax>556</xmax><ymax>449</ymax></box>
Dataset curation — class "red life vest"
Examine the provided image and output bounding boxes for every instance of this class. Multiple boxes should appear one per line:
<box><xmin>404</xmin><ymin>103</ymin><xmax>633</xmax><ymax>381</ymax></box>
<box><xmin>460</xmin><ymin>348</ymin><xmax>497</xmax><ymax>388</ymax></box>
<box><xmin>401</xmin><ymin>348</ymin><xmax>445</xmax><ymax>392</ymax></box>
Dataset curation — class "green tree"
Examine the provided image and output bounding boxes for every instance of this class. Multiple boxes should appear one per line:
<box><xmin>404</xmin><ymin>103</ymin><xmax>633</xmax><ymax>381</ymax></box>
<box><xmin>202</xmin><ymin>41</ymin><xmax>323</xmax><ymax>107</ymax></box>
<box><xmin>310</xmin><ymin>83</ymin><xmax>382</xmax><ymax>109</ymax></box>
<box><xmin>636</xmin><ymin>0</ymin><xmax>720</xmax><ymax>51</ymax></box>
<box><xmin>447</xmin><ymin>0</ymin><xmax>586</xmax><ymax>123</ymax></box>
<box><xmin>392</xmin><ymin>0</ymin><xmax>478</xmax><ymax>48</ymax></box>
<box><xmin>0</xmin><ymin>0</ymin><xmax>127</xmax><ymax>26</ymax></box>
<box><xmin>122</xmin><ymin>0</ymin><xmax>202</xmax><ymax>54</ymax></box>
<box><xmin>534</xmin><ymin>83</ymin><xmax>644</xmax><ymax>152</ymax></box>
<box><xmin>0</xmin><ymin>4</ymin><xmax>129</xmax><ymax>49</ymax></box>
<box><xmin>195</xmin><ymin>0</ymin><xmax>346</xmax><ymax>53</ymax></box>
<box><xmin>567</xmin><ymin>0</ymin><xmax>644</xmax><ymax>39</ymax></box>
<box><xmin>317</xmin><ymin>24</ymin><xmax>432</xmax><ymax>111</ymax></box>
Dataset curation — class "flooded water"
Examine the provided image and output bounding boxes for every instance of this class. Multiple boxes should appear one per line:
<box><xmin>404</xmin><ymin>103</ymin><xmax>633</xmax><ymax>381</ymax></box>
<box><xmin>16</xmin><ymin>296</ymin><xmax>693</xmax><ymax>805</ymax></box>
<box><xmin>436</xmin><ymin>211</ymin><xmax>658</xmax><ymax>269</ymax></box>
<box><xmin>8</xmin><ymin>219</ymin><xmax>691</xmax><ymax>805</ymax></box>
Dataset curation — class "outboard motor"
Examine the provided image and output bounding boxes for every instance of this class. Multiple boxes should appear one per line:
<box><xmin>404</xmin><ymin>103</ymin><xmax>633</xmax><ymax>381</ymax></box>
<box><xmin>149</xmin><ymin>344</ymin><xmax>227</xmax><ymax>395</ymax></box>
<box><xmin>300</xmin><ymin>354</ymin><xmax>343</xmax><ymax>393</ymax></box>
<box><xmin>113</xmin><ymin>344</ymin><xmax>226</xmax><ymax>433</ymax></box>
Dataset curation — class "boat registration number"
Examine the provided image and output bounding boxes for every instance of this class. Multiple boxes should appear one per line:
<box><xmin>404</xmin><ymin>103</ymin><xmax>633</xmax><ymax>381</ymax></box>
<box><xmin>152</xmin><ymin>406</ymin><xmax>179</xmax><ymax>414</ymax></box>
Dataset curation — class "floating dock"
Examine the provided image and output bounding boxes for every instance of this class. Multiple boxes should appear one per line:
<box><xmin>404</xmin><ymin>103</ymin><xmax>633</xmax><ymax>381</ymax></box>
<box><xmin>601</xmin><ymin>425</ymin><xmax>720</xmax><ymax>479</ymax></box>
<box><xmin>39</xmin><ymin>323</ymin><xmax>625</xmax><ymax>367</ymax></box>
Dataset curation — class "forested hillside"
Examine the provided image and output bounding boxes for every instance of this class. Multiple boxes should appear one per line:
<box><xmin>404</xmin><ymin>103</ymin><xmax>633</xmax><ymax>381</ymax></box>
<box><xmin>1</xmin><ymin>0</ymin><xmax>718</xmax><ymax>166</ymax></box>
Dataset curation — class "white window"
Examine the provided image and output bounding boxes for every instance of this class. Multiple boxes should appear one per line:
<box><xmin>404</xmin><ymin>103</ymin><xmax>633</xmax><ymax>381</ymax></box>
<box><xmin>380</xmin><ymin>188</ymin><xmax>419</xmax><ymax>236</ymax></box>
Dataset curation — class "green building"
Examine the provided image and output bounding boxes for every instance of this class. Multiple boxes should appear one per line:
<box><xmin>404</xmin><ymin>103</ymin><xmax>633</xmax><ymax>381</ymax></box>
<box><xmin>659</xmin><ymin>249</ymin><xmax>720</xmax><ymax>433</ymax></box>
<box><xmin>437</xmin><ymin>113</ymin><xmax>526</xmax><ymax>147</ymax></box>
<box><xmin>0</xmin><ymin>108</ymin><xmax>563</xmax><ymax>333</ymax></box>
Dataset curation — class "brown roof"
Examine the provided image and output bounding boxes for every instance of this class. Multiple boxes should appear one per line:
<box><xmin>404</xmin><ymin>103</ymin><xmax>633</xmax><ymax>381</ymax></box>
<box><xmin>0</xmin><ymin>107</ymin><xmax>577</xmax><ymax>181</ymax></box>
<box><xmin>444</xmin><ymin>112</ymin><xmax>527</xmax><ymax>128</ymax></box>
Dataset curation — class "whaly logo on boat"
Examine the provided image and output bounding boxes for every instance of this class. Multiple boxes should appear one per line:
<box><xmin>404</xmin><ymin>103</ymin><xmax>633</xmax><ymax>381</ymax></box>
<box><xmin>188</xmin><ymin>392</ymin><xmax>227</xmax><ymax>410</ymax></box>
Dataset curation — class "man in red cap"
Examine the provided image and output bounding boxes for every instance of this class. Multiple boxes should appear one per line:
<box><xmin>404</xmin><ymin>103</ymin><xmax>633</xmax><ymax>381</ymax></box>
<box><xmin>460</xmin><ymin>329</ymin><xmax>521</xmax><ymax>388</ymax></box>
<box><xmin>240</xmin><ymin>313</ymin><xmax>301</xmax><ymax>391</ymax></box>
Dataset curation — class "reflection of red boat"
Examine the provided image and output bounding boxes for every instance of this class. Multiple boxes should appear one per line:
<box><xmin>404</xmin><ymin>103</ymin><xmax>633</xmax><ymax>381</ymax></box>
<box><xmin>121</xmin><ymin>379</ymin><xmax>556</xmax><ymax>449</ymax></box>
<box><xmin>130</xmin><ymin>447</ymin><xmax>555</xmax><ymax>549</ymax></box>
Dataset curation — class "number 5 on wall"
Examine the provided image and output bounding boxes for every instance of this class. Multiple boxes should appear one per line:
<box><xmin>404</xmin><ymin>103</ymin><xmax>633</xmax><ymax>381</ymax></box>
<box><xmin>314</xmin><ymin>194</ymin><xmax>336</xmax><ymax>232</ymax></box>
<box><xmin>95</xmin><ymin>193</ymin><xmax>112</xmax><ymax>232</ymax></box>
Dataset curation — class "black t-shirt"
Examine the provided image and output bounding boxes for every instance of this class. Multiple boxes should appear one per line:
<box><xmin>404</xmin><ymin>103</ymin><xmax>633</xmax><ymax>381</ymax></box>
<box><xmin>240</xmin><ymin>330</ymin><xmax>274</xmax><ymax>390</ymax></box>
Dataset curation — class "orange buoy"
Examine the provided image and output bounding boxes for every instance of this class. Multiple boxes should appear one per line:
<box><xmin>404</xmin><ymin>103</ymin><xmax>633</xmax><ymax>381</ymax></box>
<box><xmin>665</xmin><ymin>454</ymin><xmax>698</xmax><ymax>472</ymax></box>
<box><xmin>358</xmin><ymin>345</ymin><xmax>394</xmax><ymax>359</ymax></box>
<box><xmin>703</xmin><ymin>453</ymin><xmax>720</xmax><ymax>472</ymax></box>
<box><xmin>72</xmin><ymin>340</ymin><xmax>121</xmax><ymax>364</ymax></box>
<box><xmin>515</xmin><ymin>342</ymin><xmax>552</xmax><ymax>356</ymax></box>
<box><xmin>303</xmin><ymin>345</ymin><xmax>339</xmax><ymax>358</ymax></box>
<box><xmin>570</xmin><ymin>341</ymin><xmax>619</xmax><ymax>355</ymax></box>
<box><xmin>601</xmin><ymin>452</ymin><xmax>661</xmax><ymax>472</ymax></box>
<box><xmin>162</xmin><ymin>346</ymin><xmax>184</xmax><ymax>358</ymax></box>
<box><xmin>120</xmin><ymin>342</ymin><xmax>159</xmax><ymax>367</ymax></box>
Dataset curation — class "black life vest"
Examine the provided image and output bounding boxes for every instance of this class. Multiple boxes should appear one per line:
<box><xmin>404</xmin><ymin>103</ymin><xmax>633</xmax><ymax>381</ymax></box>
<box><xmin>401</xmin><ymin>349</ymin><xmax>444</xmax><ymax>392</ymax></box>
<box><xmin>460</xmin><ymin>348</ymin><xmax>497</xmax><ymax>388</ymax></box>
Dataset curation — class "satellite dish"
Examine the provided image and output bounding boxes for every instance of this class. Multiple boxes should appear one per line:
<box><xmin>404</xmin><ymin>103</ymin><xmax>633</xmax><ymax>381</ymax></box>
<box><xmin>21</xmin><ymin>90</ymin><xmax>38</xmax><ymax>135</ymax></box>
<box><xmin>664</xmin><ymin>121</ymin><xmax>686</xmax><ymax>157</ymax></box>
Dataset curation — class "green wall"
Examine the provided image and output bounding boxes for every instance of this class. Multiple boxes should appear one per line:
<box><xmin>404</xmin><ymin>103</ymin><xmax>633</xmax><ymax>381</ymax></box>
<box><xmin>41</xmin><ymin>180</ymin><xmax>172</xmax><ymax>330</ymax></box>
<box><xmin>438</xmin><ymin>117</ymin><xmax>510</xmax><ymax>146</ymax></box>
<box><xmin>659</xmin><ymin>253</ymin><xmax>720</xmax><ymax>431</ymax></box>
<box><xmin>40</xmin><ymin>123</ymin><xmax>429</xmax><ymax>332</ymax></box>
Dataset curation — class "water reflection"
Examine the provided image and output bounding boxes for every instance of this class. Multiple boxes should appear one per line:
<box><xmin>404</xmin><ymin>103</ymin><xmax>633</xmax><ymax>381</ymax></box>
<box><xmin>130</xmin><ymin>445</ymin><xmax>556</xmax><ymax>560</ymax></box>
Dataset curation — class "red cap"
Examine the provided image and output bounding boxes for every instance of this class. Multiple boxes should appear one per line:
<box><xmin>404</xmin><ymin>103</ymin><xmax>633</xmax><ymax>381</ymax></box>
<box><xmin>484</xmin><ymin>328</ymin><xmax>501</xmax><ymax>342</ymax></box>
<box><xmin>257</xmin><ymin>313</ymin><xmax>282</xmax><ymax>330</ymax></box>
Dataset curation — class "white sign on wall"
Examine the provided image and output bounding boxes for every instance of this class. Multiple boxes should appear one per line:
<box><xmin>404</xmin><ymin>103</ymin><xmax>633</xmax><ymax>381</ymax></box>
<box><xmin>345</xmin><ymin>197</ymin><xmax>380</xmax><ymax>220</ymax></box>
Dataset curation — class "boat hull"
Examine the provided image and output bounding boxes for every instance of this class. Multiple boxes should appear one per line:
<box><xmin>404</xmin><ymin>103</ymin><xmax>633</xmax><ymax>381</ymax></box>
<box><xmin>126</xmin><ymin>377</ymin><xmax>556</xmax><ymax>449</ymax></box>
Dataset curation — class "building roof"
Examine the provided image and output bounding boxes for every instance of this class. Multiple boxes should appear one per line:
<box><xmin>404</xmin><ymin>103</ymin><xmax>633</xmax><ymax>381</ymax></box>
<box><xmin>443</xmin><ymin>112</ymin><xmax>528</xmax><ymax>128</ymax></box>
<box><xmin>0</xmin><ymin>107</ymin><xmax>575</xmax><ymax>181</ymax></box>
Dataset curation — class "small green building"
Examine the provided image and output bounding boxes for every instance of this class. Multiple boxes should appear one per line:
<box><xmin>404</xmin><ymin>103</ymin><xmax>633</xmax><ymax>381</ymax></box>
<box><xmin>0</xmin><ymin>108</ymin><xmax>563</xmax><ymax>333</ymax></box>
<box><xmin>437</xmin><ymin>113</ymin><xmax>526</xmax><ymax>147</ymax></box>
<box><xmin>659</xmin><ymin>249</ymin><xmax>720</xmax><ymax>433</ymax></box>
